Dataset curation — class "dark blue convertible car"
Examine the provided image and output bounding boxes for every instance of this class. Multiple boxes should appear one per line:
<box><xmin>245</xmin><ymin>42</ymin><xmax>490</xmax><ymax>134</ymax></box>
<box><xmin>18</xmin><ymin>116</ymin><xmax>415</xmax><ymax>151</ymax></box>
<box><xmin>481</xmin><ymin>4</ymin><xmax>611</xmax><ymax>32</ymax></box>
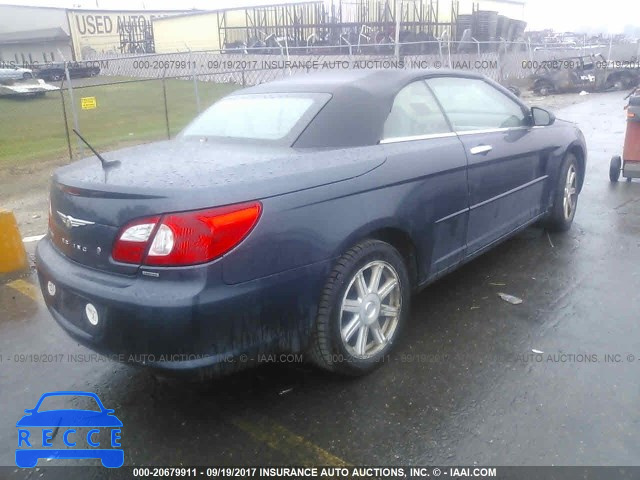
<box><xmin>36</xmin><ymin>69</ymin><xmax>586</xmax><ymax>376</ymax></box>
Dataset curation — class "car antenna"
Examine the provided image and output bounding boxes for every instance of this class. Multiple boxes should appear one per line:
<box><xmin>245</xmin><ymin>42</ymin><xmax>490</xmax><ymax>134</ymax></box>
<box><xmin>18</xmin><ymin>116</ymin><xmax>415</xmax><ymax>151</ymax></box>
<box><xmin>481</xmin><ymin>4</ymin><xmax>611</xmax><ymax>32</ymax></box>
<box><xmin>72</xmin><ymin>129</ymin><xmax>120</xmax><ymax>169</ymax></box>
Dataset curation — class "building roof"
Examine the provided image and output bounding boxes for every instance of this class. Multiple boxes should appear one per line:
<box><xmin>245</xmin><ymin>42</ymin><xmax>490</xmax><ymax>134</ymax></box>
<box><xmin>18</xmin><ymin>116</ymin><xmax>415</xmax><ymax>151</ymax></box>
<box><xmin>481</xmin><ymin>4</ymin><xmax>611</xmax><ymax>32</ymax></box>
<box><xmin>0</xmin><ymin>4</ymin><xmax>187</xmax><ymax>13</ymax></box>
<box><xmin>0</xmin><ymin>27</ymin><xmax>70</xmax><ymax>45</ymax></box>
<box><xmin>0</xmin><ymin>3</ymin><xmax>66</xmax><ymax>12</ymax></box>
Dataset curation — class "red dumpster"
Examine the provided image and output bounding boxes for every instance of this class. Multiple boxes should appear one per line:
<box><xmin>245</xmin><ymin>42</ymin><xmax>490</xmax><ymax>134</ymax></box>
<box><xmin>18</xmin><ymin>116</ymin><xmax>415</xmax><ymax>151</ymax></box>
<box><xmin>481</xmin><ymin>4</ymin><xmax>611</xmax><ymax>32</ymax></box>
<box><xmin>610</xmin><ymin>94</ymin><xmax>640</xmax><ymax>181</ymax></box>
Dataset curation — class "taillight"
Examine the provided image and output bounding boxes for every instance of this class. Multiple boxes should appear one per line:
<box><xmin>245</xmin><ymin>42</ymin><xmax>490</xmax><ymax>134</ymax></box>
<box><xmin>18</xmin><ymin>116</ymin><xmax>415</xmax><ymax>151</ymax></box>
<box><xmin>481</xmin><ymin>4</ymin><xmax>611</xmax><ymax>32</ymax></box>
<box><xmin>112</xmin><ymin>217</ymin><xmax>160</xmax><ymax>264</ymax></box>
<box><xmin>112</xmin><ymin>202</ymin><xmax>261</xmax><ymax>266</ymax></box>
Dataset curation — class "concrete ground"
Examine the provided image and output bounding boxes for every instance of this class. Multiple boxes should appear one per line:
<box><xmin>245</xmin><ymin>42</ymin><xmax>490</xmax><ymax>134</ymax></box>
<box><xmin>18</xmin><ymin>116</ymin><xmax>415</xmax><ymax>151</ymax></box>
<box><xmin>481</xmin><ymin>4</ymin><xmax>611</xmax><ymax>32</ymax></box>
<box><xmin>1</xmin><ymin>90</ymin><xmax>639</xmax><ymax>477</ymax></box>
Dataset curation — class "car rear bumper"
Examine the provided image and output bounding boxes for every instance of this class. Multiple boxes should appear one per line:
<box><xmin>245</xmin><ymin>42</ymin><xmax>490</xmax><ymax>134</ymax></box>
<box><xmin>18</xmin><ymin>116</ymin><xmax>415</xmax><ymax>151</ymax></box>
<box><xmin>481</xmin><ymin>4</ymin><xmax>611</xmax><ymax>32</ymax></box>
<box><xmin>35</xmin><ymin>237</ymin><xmax>331</xmax><ymax>374</ymax></box>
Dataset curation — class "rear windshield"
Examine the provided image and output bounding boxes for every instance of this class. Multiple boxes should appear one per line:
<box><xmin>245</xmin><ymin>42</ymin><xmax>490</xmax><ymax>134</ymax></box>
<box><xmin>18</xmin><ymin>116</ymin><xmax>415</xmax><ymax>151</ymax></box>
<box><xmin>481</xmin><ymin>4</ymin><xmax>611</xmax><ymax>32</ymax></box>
<box><xmin>180</xmin><ymin>93</ymin><xmax>331</xmax><ymax>145</ymax></box>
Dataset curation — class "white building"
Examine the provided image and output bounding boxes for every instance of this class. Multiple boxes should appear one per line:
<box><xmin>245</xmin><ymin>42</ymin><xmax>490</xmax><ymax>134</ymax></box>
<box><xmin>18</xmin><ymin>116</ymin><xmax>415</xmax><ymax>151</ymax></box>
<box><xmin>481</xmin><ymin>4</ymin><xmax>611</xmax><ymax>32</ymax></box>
<box><xmin>0</xmin><ymin>28</ymin><xmax>72</xmax><ymax>66</ymax></box>
<box><xmin>0</xmin><ymin>4</ymin><xmax>72</xmax><ymax>65</ymax></box>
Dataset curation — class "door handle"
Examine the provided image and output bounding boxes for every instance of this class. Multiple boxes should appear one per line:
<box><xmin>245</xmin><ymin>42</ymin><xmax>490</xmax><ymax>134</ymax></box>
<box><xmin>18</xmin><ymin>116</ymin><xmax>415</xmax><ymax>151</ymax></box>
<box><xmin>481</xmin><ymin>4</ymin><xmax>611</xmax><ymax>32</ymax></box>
<box><xmin>470</xmin><ymin>145</ymin><xmax>493</xmax><ymax>155</ymax></box>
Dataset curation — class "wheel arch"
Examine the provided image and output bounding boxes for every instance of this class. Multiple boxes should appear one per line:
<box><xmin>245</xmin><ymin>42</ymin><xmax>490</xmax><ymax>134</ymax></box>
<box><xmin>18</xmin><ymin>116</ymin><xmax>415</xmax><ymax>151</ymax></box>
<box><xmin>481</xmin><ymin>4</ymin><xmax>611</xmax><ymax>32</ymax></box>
<box><xmin>606</xmin><ymin>70</ymin><xmax>632</xmax><ymax>82</ymax></box>
<box><xmin>567</xmin><ymin>143</ymin><xmax>586</xmax><ymax>192</ymax></box>
<box><xmin>333</xmin><ymin>222</ymin><xmax>420</xmax><ymax>290</ymax></box>
<box><xmin>533</xmin><ymin>77</ymin><xmax>555</xmax><ymax>90</ymax></box>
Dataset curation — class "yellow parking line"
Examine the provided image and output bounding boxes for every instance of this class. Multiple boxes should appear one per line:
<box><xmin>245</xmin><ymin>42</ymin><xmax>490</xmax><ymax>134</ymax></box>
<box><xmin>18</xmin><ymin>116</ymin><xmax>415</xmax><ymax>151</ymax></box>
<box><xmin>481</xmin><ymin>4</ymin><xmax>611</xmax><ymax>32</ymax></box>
<box><xmin>231</xmin><ymin>414</ymin><xmax>350</xmax><ymax>466</ymax></box>
<box><xmin>7</xmin><ymin>279</ymin><xmax>41</xmax><ymax>302</ymax></box>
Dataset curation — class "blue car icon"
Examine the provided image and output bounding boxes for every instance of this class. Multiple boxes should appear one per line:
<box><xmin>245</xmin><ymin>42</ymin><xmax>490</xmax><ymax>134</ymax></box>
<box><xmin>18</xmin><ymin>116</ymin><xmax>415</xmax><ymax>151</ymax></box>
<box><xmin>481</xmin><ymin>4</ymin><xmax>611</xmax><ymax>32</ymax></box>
<box><xmin>16</xmin><ymin>391</ymin><xmax>123</xmax><ymax>468</ymax></box>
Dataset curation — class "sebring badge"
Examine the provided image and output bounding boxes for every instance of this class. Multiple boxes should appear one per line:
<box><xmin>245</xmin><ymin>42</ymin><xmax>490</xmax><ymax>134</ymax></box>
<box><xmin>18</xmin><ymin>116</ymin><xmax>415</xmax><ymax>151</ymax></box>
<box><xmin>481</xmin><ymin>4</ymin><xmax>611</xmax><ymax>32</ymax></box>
<box><xmin>57</xmin><ymin>211</ymin><xmax>95</xmax><ymax>228</ymax></box>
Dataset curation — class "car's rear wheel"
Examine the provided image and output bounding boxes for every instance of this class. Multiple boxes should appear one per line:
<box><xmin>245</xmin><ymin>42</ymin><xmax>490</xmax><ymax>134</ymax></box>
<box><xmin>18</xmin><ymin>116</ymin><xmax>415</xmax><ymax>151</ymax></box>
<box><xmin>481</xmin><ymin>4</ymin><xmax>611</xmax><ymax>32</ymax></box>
<box><xmin>610</xmin><ymin>155</ymin><xmax>622</xmax><ymax>182</ymax></box>
<box><xmin>307</xmin><ymin>239</ymin><xmax>410</xmax><ymax>376</ymax></box>
<box><xmin>536</xmin><ymin>82</ymin><xmax>554</xmax><ymax>96</ymax></box>
<box><xmin>507</xmin><ymin>85</ymin><xmax>521</xmax><ymax>97</ymax></box>
<box><xmin>611</xmin><ymin>74</ymin><xmax>634</xmax><ymax>90</ymax></box>
<box><xmin>545</xmin><ymin>152</ymin><xmax>580</xmax><ymax>232</ymax></box>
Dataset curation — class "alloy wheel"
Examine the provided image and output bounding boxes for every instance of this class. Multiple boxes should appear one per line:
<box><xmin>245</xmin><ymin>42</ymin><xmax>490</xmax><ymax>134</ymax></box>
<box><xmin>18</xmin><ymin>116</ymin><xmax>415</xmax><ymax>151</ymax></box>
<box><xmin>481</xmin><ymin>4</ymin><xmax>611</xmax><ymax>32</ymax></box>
<box><xmin>563</xmin><ymin>164</ymin><xmax>578</xmax><ymax>220</ymax></box>
<box><xmin>339</xmin><ymin>260</ymin><xmax>402</xmax><ymax>359</ymax></box>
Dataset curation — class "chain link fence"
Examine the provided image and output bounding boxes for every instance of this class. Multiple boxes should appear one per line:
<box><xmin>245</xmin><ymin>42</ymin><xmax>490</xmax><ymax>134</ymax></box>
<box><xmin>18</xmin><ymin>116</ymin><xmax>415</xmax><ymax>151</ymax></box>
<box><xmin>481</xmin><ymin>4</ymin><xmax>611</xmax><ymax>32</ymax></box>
<box><xmin>57</xmin><ymin>73</ymin><xmax>240</xmax><ymax>163</ymax></box>
<box><xmin>87</xmin><ymin>40</ymin><xmax>640</xmax><ymax>84</ymax></box>
<box><xmin>4</xmin><ymin>39</ymin><xmax>638</xmax><ymax>173</ymax></box>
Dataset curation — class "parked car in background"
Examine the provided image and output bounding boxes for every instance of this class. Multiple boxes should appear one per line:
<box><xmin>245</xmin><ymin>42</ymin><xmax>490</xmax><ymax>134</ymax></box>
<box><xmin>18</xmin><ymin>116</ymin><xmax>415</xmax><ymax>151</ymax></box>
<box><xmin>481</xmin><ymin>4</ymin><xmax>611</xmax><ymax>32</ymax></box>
<box><xmin>0</xmin><ymin>66</ymin><xmax>34</xmax><ymax>83</ymax></box>
<box><xmin>530</xmin><ymin>54</ymin><xmax>640</xmax><ymax>96</ymax></box>
<box><xmin>34</xmin><ymin>62</ymin><xmax>100</xmax><ymax>82</ymax></box>
<box><xmin>36</xmin><ymin>70</ymin><xmax>587</xmax><ymax>378</ymax></box>
<box><xmin>0</xmin><ymin>79</ymin><xmax>58</xmax><ymax>98</ymax></box>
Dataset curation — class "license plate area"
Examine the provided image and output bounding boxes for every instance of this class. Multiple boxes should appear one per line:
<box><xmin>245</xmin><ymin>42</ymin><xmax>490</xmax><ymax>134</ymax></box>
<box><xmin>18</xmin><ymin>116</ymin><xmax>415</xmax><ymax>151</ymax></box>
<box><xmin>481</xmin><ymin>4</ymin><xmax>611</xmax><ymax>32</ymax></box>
<box><xmin>40</xmin><ymin>275</ymin><xmax>108</xmax><ymax>337</ymax></box>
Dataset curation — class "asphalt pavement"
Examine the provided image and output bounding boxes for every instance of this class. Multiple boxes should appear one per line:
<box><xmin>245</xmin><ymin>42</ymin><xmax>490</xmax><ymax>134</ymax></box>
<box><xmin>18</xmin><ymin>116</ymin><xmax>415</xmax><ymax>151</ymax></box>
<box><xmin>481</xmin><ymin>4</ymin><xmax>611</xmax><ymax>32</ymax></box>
<box><xmin>1</xmin><ymin>90</ymin><xmax>639</xmax><ymax>476</ymax></box>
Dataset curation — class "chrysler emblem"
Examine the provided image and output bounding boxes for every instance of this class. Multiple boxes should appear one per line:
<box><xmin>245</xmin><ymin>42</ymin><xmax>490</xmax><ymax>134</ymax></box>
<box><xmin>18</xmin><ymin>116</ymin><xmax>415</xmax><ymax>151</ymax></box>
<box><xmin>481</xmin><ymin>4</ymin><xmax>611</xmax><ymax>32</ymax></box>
<box><xmin>57</xmin><ymin>211</ymin><xmax>95</xmax><ymax>228</ymax></box>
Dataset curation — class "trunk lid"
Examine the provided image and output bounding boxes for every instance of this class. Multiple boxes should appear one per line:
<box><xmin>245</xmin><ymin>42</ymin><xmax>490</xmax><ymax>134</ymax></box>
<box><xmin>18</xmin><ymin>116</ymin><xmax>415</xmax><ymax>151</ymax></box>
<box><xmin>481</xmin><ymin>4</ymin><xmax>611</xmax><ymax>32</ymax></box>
<box><xmin>48</xmin><ymin>184</ymin><xmax>155</xmax><ymax>275</ymax></box>
<box><xmin>49</xmin><ymin>139</ymin><xmax>384</xmax><ymax>274</ymax></box>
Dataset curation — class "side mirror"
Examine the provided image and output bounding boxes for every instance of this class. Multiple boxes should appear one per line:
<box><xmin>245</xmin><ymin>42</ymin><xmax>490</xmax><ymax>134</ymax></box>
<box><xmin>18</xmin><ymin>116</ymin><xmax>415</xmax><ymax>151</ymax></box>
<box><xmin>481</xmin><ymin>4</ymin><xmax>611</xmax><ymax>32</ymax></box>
<box><xmin>531</xmin><ymin>107</ymin><xmax>555</xmax><ymax>126</ymax></box>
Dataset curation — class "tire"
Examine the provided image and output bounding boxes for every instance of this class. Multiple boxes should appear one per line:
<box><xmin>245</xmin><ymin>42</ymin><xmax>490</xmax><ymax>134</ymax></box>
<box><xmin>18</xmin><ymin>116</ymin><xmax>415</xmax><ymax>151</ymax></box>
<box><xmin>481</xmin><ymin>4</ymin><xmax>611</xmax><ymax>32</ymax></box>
<box><xmin>623</xmin><ymin>75</ymin><xmax>635</xmax><ymax>88</ymax></box>
<box><xmin>610</xmin><ymin>155</ymin><xmax>622</xmax><ymax>182</ymax></box>
<box><xmin>611</xmin><ymin>74</ymin><xmax>634</xmax><ymax>90</ymax></box>
<box><xmin>545</xmin><ymin>153</ymin><xmax>581</xmax><ymax>232</ymax></box>
<box><xmin>307</xmin><ymin>239</ymin><xmax>411</xmax><ymax>376</ymax></box>
<box><xmin>537</xmin><ymin>83</ymin><xmax>554</xmax><ymax>96</ymax></box>
<box><xmin>507</xmin><ymin>85</ymin><xmax>521</xmax><ymax>97</ymax></box>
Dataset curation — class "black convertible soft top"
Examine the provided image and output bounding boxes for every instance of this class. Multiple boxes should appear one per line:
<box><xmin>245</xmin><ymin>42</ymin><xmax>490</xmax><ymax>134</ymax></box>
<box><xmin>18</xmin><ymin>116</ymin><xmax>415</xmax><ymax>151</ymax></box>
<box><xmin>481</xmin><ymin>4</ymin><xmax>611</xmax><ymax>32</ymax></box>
<box><xmin>236</xmin><ymin>69</ymin><xmax>486</xmax><ymax>148</ymax></box>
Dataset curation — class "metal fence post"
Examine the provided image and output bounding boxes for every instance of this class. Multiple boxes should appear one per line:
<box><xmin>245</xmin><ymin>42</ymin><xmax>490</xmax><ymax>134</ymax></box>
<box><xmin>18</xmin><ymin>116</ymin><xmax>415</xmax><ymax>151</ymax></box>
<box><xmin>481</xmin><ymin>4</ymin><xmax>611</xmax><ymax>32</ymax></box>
<box><xmin>64</xmin><ymin>61</ymin><xmax>83</xmax><ymax>157</ymax></box>
<box><xmin>394</xmin><ymin>0</ymin><xmax>402</xmax><ymax>60</ymax></box>
<box><xmin>527</xmin><ymin>39</ymin><xmax>534</xmax><ymax>74</ymax></box>
<box><xmin>162</xmin><ymin>70</ymin><xmax>170</xmax><ymax>139</ymax></box>
<box><xmin>59</xmin><ymin>77</ymin><xmax>73</xmax><ymax>162</ymax></box>
<box><xmin>190</xmin><ymin>49</ymin><xmax>201</xmax><ymax>113</ymax></box>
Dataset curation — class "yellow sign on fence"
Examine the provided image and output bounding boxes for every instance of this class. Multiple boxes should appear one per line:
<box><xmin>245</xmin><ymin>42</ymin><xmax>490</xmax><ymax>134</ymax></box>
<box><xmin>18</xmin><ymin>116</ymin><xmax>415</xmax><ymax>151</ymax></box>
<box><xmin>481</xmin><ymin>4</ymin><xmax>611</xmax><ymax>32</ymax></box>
<box><xmin>81</xmin><ymin>97</ymin><xmax>97</xmax><ymax>110</ymax></box>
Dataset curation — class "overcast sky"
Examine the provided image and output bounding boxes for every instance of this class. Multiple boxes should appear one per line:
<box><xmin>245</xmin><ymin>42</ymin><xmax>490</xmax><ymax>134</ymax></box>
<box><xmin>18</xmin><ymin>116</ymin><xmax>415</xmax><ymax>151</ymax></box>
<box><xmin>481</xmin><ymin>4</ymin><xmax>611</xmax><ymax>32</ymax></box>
<box><xmin>1</xmin><ymin>0</ymin><xmax>639</xmax><ymax>33</ymax></box>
